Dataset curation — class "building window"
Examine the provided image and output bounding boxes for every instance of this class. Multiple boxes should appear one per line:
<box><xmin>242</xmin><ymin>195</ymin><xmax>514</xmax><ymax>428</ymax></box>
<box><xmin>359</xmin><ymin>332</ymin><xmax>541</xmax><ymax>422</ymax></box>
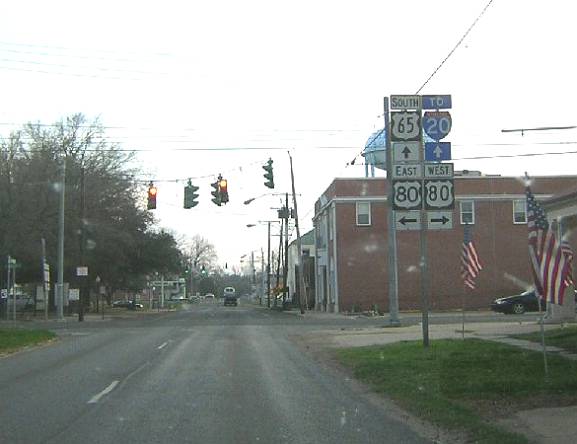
<box><xmin>460</xmin><ymin>201</ymin><xmax>475</xmax><ymax>224</ymax></box>
<box><xmin>513</xmin><ymin>199</ymin><xmax>527</xmax><ymax>224</ymax></box>
<box><xmin>356</xmin><ymin>202</ymin><xmax>371</xmax><ymax>226</ymax></box>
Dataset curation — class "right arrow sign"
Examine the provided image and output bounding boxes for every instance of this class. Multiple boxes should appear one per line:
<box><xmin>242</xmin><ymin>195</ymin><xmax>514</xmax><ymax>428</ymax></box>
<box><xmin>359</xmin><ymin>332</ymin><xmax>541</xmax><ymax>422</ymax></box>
<box><xmin>427</xmin><ymin>211</ymin><xmax>453</xmax><ymax>230</ymax></box>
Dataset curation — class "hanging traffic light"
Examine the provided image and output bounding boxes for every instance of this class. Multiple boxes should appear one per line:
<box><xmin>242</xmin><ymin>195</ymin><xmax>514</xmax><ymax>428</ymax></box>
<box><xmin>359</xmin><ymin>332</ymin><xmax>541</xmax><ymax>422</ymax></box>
<box><xmin>147</xmin><ymin>182</ymin><xmax>157</xmax><ymax>210</ymax></box>
<box><xmin>184</xmin><ymin>180</ymin><xmax>199</xmax><ymax>209</ymax></box>
<box><xmin>210</xmin><ymin>179</ymin><xmax>221</xmax><ymax>206</ymax></box>
<box><xmin>219</xmin><ymin>177</ymin><xmax>229</xmax><ymax>204</ymax></box>
<box><xmin>263</xmin><ymin>158</ymin><xmax>274</xmax><ymax>189</ymax></box>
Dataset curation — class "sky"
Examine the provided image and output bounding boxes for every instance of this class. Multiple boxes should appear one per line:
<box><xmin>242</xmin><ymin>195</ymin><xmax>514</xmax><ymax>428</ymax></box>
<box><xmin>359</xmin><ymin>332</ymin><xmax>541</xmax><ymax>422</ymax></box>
<box><xmin>0</xmin><ymin>0</ymin><xmax>576</xmax><ymax>270</ymax></box>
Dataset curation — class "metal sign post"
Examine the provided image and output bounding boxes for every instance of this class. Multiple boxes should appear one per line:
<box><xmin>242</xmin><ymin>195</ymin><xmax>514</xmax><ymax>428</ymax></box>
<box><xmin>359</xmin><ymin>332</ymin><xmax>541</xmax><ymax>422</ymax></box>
<box><xmin>388</xmin><ymin>94</ymin><xmax>453</xmax><ymax>347</ymax></box>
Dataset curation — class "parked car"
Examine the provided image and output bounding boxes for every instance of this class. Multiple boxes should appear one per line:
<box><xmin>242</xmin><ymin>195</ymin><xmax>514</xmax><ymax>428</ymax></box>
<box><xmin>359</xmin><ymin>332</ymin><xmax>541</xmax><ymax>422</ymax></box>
<box><xmin>112</xmin><ymin>300</ymin><xmax>143</xmax><ymax>309</ymax></box>
<box><xmin>204</xmin><ymin>293</ymin><xmax>215</xmax><ymax>301</ymax></box>
<box><xmin>491</xmin><ymin>289</ymin><xmax>577</xmax><ymax>314</ymax></box>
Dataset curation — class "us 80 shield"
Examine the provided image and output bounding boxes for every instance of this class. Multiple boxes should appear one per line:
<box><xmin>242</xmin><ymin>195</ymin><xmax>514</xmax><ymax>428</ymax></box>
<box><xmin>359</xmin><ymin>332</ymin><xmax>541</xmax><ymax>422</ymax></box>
<box><xmin>392</xmin><ymin>180</ymin><xmax>422</xmax><ymax>210</ymax></box>
<box><xmin>423</xmin><ymin>179</ymin><xmax>454</xmax><ymax>210</ymax></box>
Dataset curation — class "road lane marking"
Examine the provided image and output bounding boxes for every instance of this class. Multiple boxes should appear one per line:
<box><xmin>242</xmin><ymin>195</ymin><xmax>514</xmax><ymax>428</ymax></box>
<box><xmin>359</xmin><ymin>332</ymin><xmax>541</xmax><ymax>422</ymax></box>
<box><xmin>88</xmin><ymin>380</ymin><xmax>119</xmax><ymax>404</ymax></box>
<box><xmin>157</xmin><ymin>341</ymin><xmax>168</xmax><ymax>350</ymax></box>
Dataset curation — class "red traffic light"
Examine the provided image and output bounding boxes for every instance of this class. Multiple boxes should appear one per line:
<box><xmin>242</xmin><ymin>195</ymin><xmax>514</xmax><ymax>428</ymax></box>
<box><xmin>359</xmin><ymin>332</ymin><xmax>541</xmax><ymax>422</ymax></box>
<box><xmin>147</xmin><ymin>182</ymin><xmax>157</xmax><ymax>209</ymax></box>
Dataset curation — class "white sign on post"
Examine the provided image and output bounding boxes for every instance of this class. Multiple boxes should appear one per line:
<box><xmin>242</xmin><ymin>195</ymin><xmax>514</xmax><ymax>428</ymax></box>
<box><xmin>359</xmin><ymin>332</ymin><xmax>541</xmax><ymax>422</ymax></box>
<box><xmin>392</xmin><ymin>142</ymin><xmax>421</xmax><ymax>163</ymax></box>
<box><xmin>423</xmin><ymin>179</ymin><xmax>454</xmax><ymax>210</ymax></box>
<box><xmin>390</xmin><ymin>111</ymin><xmax>422</xmax><ymax>142</ymax></box>
<box><xmin>392</xmin><ymin>180</ymin><xmax>422</xmax><ymax>210</ymax></box>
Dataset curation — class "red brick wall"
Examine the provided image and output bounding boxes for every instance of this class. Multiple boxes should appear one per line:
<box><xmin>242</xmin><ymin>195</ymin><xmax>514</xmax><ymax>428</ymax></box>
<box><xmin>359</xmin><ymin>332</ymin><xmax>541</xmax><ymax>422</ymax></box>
<box><xmin>323</xmin><ymin>175</ymin><xmax>577</xmax><ymax>312</ymax></box>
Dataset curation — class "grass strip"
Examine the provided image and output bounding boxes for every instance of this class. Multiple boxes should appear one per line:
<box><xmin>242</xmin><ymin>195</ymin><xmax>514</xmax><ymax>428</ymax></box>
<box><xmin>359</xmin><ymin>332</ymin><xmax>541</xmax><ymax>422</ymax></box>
<box><xmin>0</xmin><ymin>328</ymin><xmax>56</xmax><ymax>354</ymax></box>
<box><xmin>512</xmin><ymin>325</ymin><xmax>577</xmax><ymax>354</ymax></box>
<box><xmin>336</xmin><ymin>338</ymin><xmax>577</xmax><ymax>444</ymax></box>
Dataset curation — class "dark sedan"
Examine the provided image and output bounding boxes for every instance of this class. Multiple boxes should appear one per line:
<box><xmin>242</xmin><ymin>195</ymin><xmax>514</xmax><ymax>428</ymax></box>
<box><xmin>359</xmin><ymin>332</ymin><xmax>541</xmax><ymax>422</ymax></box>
<box><xmin>491</xmin><ymin>290</ymin><xmax>545</xmax><ymax>315</ymax></box>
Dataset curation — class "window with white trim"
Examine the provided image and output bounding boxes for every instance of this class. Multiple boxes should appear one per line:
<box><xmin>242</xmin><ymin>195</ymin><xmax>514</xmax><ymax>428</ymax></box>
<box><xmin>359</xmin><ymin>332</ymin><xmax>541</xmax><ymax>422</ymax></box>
<box><xmin>513</xmin><ymin>199</ymin><xmax>527</xmax><ymax>224</ymax></box>
<box><xmin>356</xmin><ymin>202</ymin><xmax>371</xmax><ymax>226</ymax></box>
<box><xmin>460</xmin><ymin>200</ymin><xmax>475</xmax><ymax>224</ymax></box>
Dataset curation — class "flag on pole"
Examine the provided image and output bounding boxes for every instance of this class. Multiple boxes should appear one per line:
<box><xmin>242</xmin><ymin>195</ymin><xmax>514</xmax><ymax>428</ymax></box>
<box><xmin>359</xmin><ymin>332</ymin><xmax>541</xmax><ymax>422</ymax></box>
<box><xmin>526</xmin><ymin>185</ymin><xmax>574</xmax><ymax>304</ymax></box>
<box><xmin>461</xmin><ymin>223</ymin><xmax>482</xmax><ymax>289</ymax></box>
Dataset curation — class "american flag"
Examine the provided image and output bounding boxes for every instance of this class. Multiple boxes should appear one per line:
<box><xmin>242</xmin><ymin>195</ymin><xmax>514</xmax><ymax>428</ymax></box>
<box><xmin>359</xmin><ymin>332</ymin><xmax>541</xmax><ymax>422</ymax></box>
<box><xmin>461</xmin><ymin>223</ymin><xmax>482</xmax><ymax>289</ymax></box>
<box><xmin>526</xmin><ymin>185</ymin><xmax>574</xmax><ymax>304</ymax></box>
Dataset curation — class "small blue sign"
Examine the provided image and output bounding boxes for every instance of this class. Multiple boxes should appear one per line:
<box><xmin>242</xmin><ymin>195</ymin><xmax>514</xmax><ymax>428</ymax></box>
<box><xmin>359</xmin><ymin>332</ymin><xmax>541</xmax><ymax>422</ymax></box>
<box><xmin>422</xmin><ymin>95</ymin><xmax>452</xmax><ymax>110</ymax></box>
<box><xmin>425</xmin><ymin>142</ymin><xmax>451</xmax><ymax>162</ymax></box>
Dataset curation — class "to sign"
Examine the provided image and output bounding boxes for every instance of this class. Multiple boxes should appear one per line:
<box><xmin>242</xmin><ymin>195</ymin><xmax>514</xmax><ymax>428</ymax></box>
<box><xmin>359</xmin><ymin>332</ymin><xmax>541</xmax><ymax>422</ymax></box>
<box><xmin>424</xmin><ymin>179</ymin><xmax>454</xmax><ymax>210</ymax></box>
<box><xmin>422</xmin><ymin>95</ymin><xmax>452</xmax><ymax>110</ymax></box>
<box><xmin>391</xmin><ymin>111</ymin><xmax>421</xmax><ymax>142</ymax></box>
<box><xmin>423</xmin><ymin>111</ymin><xmax>452</xmax><ymax>140</ymax></box>
<box><xmin>393</xmin><ymin>180</ymin><xmax>422</xmax><ymax>210</ymax></box>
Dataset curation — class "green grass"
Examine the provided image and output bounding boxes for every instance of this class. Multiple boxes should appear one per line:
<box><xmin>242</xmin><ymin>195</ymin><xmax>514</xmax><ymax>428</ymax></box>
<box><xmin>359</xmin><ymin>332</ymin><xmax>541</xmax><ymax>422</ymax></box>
<box><xmin>336</xmin><ymin>339</ymin><xmax>577</xmax><ymax>444</ymax></box>
<box><xmin>0</xmin><ymin>328</ymin><xmax>56</xmax><ymax>354</ymax></box>
<box><xmin>512</xmin><ymin>325</ymin><xmax>577</xmax><ymax>354</ymax></box>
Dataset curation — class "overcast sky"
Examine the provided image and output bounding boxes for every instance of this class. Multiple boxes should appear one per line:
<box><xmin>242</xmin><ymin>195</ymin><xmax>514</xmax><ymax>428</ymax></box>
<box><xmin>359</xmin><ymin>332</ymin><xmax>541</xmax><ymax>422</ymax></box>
<box><xmin>0</xmin><ymin>0</ymin><xmax>576</xmax><ymax>269</ymax></box>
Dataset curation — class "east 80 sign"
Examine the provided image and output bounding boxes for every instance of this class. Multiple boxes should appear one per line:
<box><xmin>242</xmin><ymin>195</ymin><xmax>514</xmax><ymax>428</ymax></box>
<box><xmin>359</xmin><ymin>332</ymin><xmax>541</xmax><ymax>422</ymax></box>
<box><xmin>392</xmin><ymin>180</ymin><xmax>454</xmax><ymax>210</ymax></box>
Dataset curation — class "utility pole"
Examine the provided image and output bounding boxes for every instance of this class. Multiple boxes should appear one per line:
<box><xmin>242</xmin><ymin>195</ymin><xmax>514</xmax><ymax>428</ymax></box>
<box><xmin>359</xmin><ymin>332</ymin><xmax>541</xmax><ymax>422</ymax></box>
<box><xmin>56</xmin><ymin>158</ymin><xmax>66</xmax><ymax>321</ymax></box>
<box><xmin>267</xmin><ymin>221</ymin><xmax>271</xmax><ymax>308</ymax></box>
<box><xmin>283</xmin><ymin>193</ymin><xmax>289</xmax><ymax>307</ymax></box>
<box><xmin>6</xmin><ymin>256</ymin><xmax>11</xmax><ymax>321</ymax></box>
<box><xmin>288</xmin><ymin>152</ymin><xmax>306</xmax><ymax>314</ymax></box>
<box><xmin>78</xmin><ymin>160</ymin><xmax>86</xmax><ymax>322</ymax></box>
<box><xmin>261</xmin><ymin>248</ymin><xmax>265</xmax><ymax>305</ymax></box>
<box><xmin>274</xmin><ymin>220</ymin><xmax>283</xmax><ymax>307</ymax></box>
<box><xmin>41</xmin><ymin>238</ymin><xmax>48</xmax><ymax>320</ymax></box>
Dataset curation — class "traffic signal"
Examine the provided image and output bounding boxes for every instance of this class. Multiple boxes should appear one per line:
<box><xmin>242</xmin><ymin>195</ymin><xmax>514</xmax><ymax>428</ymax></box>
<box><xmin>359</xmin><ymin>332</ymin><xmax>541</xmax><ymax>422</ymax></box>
<box><xmin>147</xmin><ymin>182</ymin><xmax>157</xmax><ymax>210</ymax></box>
<box><xmin>211</xmin><ymin>180</ymin><xmax>221</xmax><ymax>206</ymax></box>
<box><xmin>219</xmin><ymin>177</ymin><xmax>229</xmax><ymax>204</ymax></box>
<box><xmin>262</xmin><ymin>158</ymin><xmax>274</xmax><ymax>189</ymax></box>
<box><xmin>184</xmin><ymin>180</ymin><xmax>199</xmax><ymax>209</ymax></box>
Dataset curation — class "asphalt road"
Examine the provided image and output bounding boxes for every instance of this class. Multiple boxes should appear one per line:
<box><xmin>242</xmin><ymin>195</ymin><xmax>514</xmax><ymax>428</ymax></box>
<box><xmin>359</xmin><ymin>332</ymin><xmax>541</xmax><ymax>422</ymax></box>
<box><xmin>0</xmin><ymin>303</ymin><xmax>438</xmax><ymax>444</ymax></box>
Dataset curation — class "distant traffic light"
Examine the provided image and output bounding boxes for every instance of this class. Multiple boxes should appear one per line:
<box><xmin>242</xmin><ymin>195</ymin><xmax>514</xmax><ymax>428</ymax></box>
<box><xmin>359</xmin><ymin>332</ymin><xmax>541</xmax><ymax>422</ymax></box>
<box><xmin>219</xmin><ymin>177</ymin><xmax>229</xmax><ymax>204</ymax></box>
<box><xmin>210</xmin><ymin>179</ymin><xmax>221</xmax><ymax>206</ymax></box>
<box><xmin>262</xmin><ymin>158</ymin><xmax>274</xmax><ymax>189</ymax></box>
<box><xmin>184</xmin><ymin>180</ymin><xmax>199</xmax><ymax>209</ymax></box>
<box><xmin>147</xmin><ymin>182</ymin><xmax>157</xmax><ymax>210</ymax></box>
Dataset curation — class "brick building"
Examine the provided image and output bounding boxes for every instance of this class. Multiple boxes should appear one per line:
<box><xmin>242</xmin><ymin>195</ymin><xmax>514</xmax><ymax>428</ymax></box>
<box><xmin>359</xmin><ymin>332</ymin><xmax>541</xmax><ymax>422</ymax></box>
<box><xmin>312</xmin><ymin>174</ymin><xmax>577</xmax><ymax>313</ymax></box>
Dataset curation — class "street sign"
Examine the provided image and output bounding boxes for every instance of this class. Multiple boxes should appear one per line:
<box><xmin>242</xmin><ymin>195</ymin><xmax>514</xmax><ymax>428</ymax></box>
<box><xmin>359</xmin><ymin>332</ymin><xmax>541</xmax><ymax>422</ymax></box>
<box><xmin>423</xmin><ymin>111</ymin><xmax>452</xmax><ymax>140</ymax></box>
<box><xmin>76</xmin><ymin>266</ymin><xmax>88</xmax><ymax>277</ymax></box>
<box><xmin>423</xmin><ymin>179</ymin><xmax>454</xmax><ymax>210</ymax></box>
<box><xmin>392</xmin><ymin>142</ymin><xmax>421</xmax><ymax>163</ymax></box>
<box><xmin>395</xmin><ymin>211</ymin><xmax>421</xmax><ymax>231</ymax></box>
<box><xmin>392</xmin><ymin>163</ymin><xmax>422</xmax><ymax>179</ymax></box>
<box><xmin>392</xmin><ymin>180</ymin><xmax>422</xmax><ymax>210</ymax></box>
<box><xmin>422</xmin><ymin>95</ymin><xmax>452</xmax><ymax>110</ymax></box>
<box><xmin>424</xmin><ymin>142</ymin><xmax>451</xmax><ymax>161</ymax></box>
<box><xmin>424</xmin><ymin>162</ymin><xmax>454</xmax><ymax>178</ymax></box>
<box><xmin>390</xmin><ymin>95</ymin><xmax>421</xmax><ymax>110</ymax></box>
<box><xmin>426</xmin><ymin>211</ymin><xmax>453</xmax><ymax>230</ymax></box>
<box><xmin>391</xmin><ymin>111</ymin><xmax>422</xmax><ymax>142</ymax></box>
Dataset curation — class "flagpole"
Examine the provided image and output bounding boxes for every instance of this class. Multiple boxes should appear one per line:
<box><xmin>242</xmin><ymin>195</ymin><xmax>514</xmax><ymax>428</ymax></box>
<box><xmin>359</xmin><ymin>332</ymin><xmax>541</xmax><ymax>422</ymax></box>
<box><xmin>461</xmin><ymin>287</ymin><xmax>466</xmax><ymax>340</ymax></box>
<box><xmin>537</xmin><ymin>295</ymin><xmax>549</xmax><ymax>378</ymax></box>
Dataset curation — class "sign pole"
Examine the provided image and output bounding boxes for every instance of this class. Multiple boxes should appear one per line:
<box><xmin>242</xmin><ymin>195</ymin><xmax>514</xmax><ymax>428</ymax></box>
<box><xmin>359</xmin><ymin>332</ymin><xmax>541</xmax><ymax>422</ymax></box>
<box><xmin>384</xmin><ymin>97</ymin><xmax>400</xmax><ymax>326</ymax></box>
<box><xmin>419</xmin><ymin>199</ymin><xmax>430</xmax><ymax>347</ymax></box>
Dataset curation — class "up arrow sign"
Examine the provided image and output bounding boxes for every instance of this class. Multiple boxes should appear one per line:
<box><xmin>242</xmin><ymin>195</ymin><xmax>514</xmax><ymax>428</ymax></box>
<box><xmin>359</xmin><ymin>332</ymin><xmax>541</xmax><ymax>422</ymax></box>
<box><xmin>424</xmin><ymin>142</ymin><xmax>451</xmax><ymax>162</ymax></box>
<box><xmin>393</xmin><ymin>142</ymin><xmax>421</xmax><ymax>163</ymax></box>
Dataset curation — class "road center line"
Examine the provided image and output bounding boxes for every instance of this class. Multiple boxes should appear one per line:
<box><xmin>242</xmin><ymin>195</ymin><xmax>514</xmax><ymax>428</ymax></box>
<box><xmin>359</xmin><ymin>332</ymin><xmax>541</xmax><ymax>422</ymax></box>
<box><xmin>157</xmin><ymin>341</ymin><xmax>168</xmax><ymax>350</ymax></box>
<box><xmin>88</xmin><ymin>380</ymin><xmax>119</xmax><ymax>404</ymax></box>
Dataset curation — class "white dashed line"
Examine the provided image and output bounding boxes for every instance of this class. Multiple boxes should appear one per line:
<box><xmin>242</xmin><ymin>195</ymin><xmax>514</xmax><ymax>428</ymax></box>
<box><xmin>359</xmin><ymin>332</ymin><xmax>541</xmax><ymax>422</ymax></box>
<box><xmin>88</xmin><ymin>380</ymin><xmax>119</xmax><ymax>404</ymax></box>
<box><xmin>157</xmin><ymin>341</ymin><xmax>168</xmax><ymax>350</ymax></box>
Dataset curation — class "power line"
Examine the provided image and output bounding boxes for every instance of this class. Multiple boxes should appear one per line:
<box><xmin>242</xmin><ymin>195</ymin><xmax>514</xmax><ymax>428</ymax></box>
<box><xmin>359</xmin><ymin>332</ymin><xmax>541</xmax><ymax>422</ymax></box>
<box><xmin>415</xmin><ymin>0</ymin><xmax>495</xmax><ymax>94</ymax></box>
